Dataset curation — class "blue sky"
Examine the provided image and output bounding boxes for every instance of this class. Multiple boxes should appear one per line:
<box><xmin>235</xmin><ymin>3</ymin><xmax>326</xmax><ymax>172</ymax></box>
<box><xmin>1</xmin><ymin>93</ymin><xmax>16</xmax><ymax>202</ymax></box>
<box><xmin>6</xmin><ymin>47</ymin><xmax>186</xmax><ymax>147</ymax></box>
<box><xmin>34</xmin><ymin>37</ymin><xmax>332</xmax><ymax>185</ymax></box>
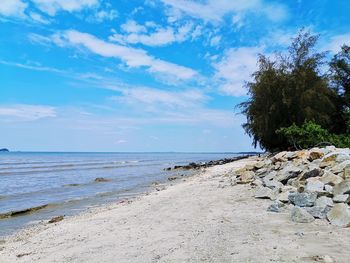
<box><xmin>0</xmin><ymin>0</ymin><xmax>349</xmax><ymax>152</ymax></box>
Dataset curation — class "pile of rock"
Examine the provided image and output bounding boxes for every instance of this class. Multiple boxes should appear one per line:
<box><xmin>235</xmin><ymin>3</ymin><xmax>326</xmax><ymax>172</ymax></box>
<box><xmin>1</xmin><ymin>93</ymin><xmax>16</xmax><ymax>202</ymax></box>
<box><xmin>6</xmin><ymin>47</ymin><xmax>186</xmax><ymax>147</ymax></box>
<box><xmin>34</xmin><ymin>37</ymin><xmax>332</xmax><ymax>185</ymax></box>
<box><xmin>233</xmin><ymin>146</ymin><xmax>350</xmax><ymax>227</ymax></box>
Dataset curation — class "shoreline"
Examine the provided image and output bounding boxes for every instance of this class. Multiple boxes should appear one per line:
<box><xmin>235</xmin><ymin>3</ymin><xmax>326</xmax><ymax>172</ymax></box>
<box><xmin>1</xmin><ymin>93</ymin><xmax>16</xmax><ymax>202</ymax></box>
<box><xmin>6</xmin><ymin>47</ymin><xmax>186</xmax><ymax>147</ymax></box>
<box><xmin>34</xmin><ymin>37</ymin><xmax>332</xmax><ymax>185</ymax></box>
<box><xmin>1</xmin><ymin>156</ymin><xmax>350</xmax><ymax>262</ymax></box>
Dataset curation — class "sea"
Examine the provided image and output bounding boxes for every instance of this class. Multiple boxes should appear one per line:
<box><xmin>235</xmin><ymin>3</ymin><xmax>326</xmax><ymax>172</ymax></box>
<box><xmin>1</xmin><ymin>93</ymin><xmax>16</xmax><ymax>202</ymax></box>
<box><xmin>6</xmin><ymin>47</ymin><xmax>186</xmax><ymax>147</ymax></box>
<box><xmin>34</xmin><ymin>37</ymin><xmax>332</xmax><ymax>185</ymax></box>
<box><xmin>0</xmin><ymin>152</ymin><xmax>246</xmax><ymax>237</ymax></box>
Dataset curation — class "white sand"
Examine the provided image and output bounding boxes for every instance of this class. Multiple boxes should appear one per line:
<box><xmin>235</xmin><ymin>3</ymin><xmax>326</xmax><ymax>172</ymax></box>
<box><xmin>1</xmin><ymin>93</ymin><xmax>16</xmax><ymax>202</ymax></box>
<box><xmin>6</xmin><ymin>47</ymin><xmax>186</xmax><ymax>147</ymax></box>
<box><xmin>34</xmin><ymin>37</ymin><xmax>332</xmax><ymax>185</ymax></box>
<box><xmin>1</xmin><ymin>158</ymin><xmax>350</xmax><ymax>263</ymax></box>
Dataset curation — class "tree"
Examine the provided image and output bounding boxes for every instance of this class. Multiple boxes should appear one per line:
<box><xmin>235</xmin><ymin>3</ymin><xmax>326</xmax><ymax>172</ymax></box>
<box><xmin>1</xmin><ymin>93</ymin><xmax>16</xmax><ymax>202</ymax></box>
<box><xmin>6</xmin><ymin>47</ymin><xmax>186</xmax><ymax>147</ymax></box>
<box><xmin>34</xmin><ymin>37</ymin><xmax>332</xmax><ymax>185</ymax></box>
<box><xmin>239</xmin><ymin>30</ymin><xmax>343</xmax><ymax>151</ymax></box>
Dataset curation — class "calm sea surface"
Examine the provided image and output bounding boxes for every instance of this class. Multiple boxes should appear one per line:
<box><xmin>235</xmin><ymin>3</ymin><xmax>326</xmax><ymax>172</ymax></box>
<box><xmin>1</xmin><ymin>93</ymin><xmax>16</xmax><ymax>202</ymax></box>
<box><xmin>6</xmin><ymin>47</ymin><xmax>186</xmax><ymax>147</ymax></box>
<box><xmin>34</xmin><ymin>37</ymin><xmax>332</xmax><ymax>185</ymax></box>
<box><xmin>0</xmin><ymin>152</ymin><xmax>243</xmax><ymax>236</ymax></box>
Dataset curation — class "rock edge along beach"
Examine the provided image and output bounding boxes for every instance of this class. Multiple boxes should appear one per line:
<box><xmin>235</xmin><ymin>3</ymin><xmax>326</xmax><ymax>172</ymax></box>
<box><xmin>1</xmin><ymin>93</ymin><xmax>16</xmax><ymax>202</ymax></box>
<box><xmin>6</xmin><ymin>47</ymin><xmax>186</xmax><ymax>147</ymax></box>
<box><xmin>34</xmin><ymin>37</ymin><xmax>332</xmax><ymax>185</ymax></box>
<box><xmin>1</xmin><ymin>149</ymin><xmax>350</xmax><ymax>262</ymax></box>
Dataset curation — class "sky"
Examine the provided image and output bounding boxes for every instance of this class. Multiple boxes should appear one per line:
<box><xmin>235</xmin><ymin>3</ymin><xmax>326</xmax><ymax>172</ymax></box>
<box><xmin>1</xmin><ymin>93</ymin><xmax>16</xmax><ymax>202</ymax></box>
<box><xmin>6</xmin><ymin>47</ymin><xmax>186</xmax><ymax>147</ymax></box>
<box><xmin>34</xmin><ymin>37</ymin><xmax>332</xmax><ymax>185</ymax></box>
<box><xmin>0</xmin><ymin>0</ymin><xmax>349</xmax><ymax>152</ymax></box>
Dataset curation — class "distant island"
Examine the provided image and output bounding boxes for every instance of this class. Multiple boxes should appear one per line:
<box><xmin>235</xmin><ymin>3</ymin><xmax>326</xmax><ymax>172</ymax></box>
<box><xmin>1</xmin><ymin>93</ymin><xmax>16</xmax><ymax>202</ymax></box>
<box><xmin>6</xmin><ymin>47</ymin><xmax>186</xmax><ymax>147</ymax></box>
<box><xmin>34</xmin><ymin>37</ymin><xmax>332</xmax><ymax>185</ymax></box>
<box><xmin>0</xmin><ymin>148</ymin><xmax>9</xmax><ymax>152</ymax></box>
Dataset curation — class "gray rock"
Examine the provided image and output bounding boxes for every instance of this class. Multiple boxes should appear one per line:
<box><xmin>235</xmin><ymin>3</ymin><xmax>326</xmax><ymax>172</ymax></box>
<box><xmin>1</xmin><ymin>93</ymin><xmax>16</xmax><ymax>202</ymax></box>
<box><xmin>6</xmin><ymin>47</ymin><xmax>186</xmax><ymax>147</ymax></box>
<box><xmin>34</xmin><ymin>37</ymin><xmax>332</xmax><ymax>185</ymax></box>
<box><xmin>291</xmin><ymin>206</ymin><xmax>315</xmax><ymax>223</ymax></box>
<box><xmin>288</xmin><ymin>191</ymin><xmax>317</xmax><ymax>207</ymax></box>
<box><xmin>306</xmin><ymin>206</ymin><xmax>332</xmax><ymax>219</ymax></box>
<box><xmin>325</xmin><ymin>184</ymin><xmax>333</xmax><ymax>194</ymax></box>
<box><xmin>267</xmin><ymin>201</ymin><xmax>285</xmax><ymax>213</ymax></box>
<box><xmin>330</xmin><ymin>160</ymin><xmax>350</xmax><ymax>174</ymax></box>
<box><xmin>333</xmin><ymin>179</ymin><xmax>350</xmax><ymax>195</ymax></box>
<box><xmin>333</xmin><ymin>194</ymin><xmax>350</xmax><ymax>203</ymax></box>
<box><xmin>327</xmin><ymin>203</ymin><xmax>350</xmax><ymax>227</ymax></box>
<box><xmin>276</xmin><ymin>165</ymin><xmax>302</xmax><ymax>184</ymax></box>
<box><xmin>301</xmin><ymin>168</ymin><xmax>323</xmax><ymax>180</ymax></box>
<box><xmin>320</xmin><ymin>171</ymin><xmax>343</xmax><ymax>186</ymax></box>
<box><xmin>305</xmin><ymin>179</ymin><xmax>325</xmax><ymax>192</ymax></box>
<box><xmin>263</xmin><ymin>178</ymin><xmax>283</xmax><ymax>190</ymax></box>
<box><xmin>315</xmin><ymin>196</ymin><xmax>333</xmax><ymax>208</ymax></box>
<box><xmin>255</xmin><ymin>186</ymin><xmax>278</xmax><ymax>200</ymax></box>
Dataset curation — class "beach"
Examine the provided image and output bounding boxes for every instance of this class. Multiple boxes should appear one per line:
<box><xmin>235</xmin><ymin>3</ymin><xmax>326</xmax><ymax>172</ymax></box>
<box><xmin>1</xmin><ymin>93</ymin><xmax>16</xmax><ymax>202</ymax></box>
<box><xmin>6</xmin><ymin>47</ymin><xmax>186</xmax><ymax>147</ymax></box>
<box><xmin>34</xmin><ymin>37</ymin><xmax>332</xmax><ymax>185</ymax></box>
<box><xmin>1</xmin><ymin>157</ymin><xmax>350</xmax><ymax>263</ymax></box>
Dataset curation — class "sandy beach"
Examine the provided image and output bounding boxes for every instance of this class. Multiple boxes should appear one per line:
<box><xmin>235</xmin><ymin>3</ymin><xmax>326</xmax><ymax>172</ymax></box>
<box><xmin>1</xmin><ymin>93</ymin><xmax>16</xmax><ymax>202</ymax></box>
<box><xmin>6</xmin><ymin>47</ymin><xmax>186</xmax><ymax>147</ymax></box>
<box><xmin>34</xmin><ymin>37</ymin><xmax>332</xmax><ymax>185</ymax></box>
<box><xmin>1</xmin><ymin>157</ymin><xmax>350</xmax><ymax>263</ymax></box>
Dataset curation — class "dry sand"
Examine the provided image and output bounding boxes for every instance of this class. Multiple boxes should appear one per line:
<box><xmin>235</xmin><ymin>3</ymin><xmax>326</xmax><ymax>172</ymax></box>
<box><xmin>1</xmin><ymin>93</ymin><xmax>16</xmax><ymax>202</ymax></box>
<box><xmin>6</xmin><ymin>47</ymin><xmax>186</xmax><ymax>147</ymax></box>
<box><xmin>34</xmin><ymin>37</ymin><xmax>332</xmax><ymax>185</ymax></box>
<box><xmin>1</xmin><ymin>157</ymin><xmax>350</xmax><ymax>263</ymax></box>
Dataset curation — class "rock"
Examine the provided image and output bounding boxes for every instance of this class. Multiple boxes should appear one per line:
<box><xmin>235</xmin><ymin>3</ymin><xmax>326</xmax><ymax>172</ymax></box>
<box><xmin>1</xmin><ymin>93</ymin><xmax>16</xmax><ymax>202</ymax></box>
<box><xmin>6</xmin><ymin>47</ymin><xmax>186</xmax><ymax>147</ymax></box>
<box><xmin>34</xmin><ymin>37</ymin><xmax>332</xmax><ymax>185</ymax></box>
<box><xmin>278</xmin><ymin>191</ymin><xmax>292</xmax><ymax>203</ymax></box>
<box><xmin>263</xmin><ymin>178</ymin><xmax>283</xmax><ymax>190</ymax></box>
<box><xmin>48</xmin><ymin>215</ymin><xmax>64</xmax><ymax>224</ymax></box>
<box><xmin>238</xmin><ymin>171</ymin><xmax>255</xmax><ymax>184</ymax></box>
<box><xmin>319</xmin><ymin>171</ymin><xmax>343</xmax><ymax>186</ymax></box>
<box><xmin>333</xmin><ymin>179</ymin><xmax>350</xmax><ymax>195</ymax></box>
<box><xmin>327</xmin><ymin>203</ymin><xmax>350</xmax><ymax>227</ymax></box>
<box><xmin>306</xmin><ymin>206</ymin><xmax>332</xmax><ymax>219</ymax></box>
<box><xmin>333</xmin><ymin>194</ymin><xmax>350</xmax><ymax>203</ymax></box>
<box><xmin>251</xmin><ymin>179</ymin><xmax>263</xmax><ymax>187</ymax></box>
<box><xmin>168</xmin><ymin>176</ymin><xmax>178</xmax><ymax>181</ymax></box>
<box><xmin>254</xmin><ymin>161</ymin><xmax>265</xmax><ymax>169</ymax></box>
<box><xmin>315</xmin><ymin>196</ymin><xmax>333</xmax><ymax>208</ymax></box>
<box><xmin>94</xmin><ymin>177</ymin><xmax>111</xmax><ymax>183</ymax></box>
<box><xmin>256</xmin><ymin>167</ymin><xmax>268</xmax><ymax>177</ymax></box>
<box><xmin>322</xmin><ymin>152</ymin><xmax>350</xmax><ymax>164</ymax></box>
<box><xmin>324</xmin><ymin>185</ymin><xmax>333</xmax><ymax>194</ymax></box>
<box><xmin>330</xmin><ymin>160</ymin><xmax>350</xmax><ymax>174</ymax></box>
<box><xmin>288</xmin><ymin>191</ymin><xmax>317</xmax><ymax>207</ymax></box>
<box><xmin>291</xmin><ymin>206</ymin><xmax>315</xmax><ymax>223</ymax></box>
<box><xmin>300</xmin><ymin>168</ymin><xmax>323</xmax><ymax>180</ymax></box>
<box><xmin>305</xmin><ymin>178</ymin><xmax>325</xmax><ymax>193</ymax></box>
<box><xmin>272</xmin><ymin>151</ymin><xmax>287</xmax><ymax>163</ymax></box>
<box><xmin>276</xmin><ymin>165</ymin><xmax>302</xmax><ymax>184</ymax></box>
<box><xmin>308</xmin><ymin>150</ymin><xmax>325</xmax><ymax>161</ymax></box>
<box><xmin>255</xmin><ymin>186</ymin><xmax>278</xmax><ymax>200</ymax></box>
<box><xmin>344</xmin><ymin>167</ymin><xmax>350</xmax><ymax>179</ymax></box>
<box><xmin>267</xmin><ymin>201</ymin><xmax>285</xmax><ymax>213</ymax></box>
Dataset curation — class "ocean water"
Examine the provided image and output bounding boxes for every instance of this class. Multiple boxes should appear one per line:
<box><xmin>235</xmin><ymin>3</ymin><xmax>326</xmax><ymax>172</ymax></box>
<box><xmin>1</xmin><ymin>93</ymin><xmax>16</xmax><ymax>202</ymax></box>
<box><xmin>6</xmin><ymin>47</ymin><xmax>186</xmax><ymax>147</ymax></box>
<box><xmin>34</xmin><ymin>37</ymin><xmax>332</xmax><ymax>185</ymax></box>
<box><xmin>0</xmin><ymin>152</ymin><xmax>244</xmax><ymax>236</ymax></box>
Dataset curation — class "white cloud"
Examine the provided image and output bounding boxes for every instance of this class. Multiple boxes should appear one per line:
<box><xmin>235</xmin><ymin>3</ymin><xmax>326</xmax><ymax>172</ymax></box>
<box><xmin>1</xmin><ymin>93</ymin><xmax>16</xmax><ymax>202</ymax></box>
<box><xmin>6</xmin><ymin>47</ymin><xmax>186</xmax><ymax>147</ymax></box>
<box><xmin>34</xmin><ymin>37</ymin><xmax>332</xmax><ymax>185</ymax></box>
<box><xmin>110</xmin><ymin>21</ymin><xmax>194</xmax><ymax>47</ymax></box>
<box><xmin>112</xmin><ymin>87</ymin><xmax>208</xmax><ymax>109</ymax></box>
<box><xmin>49</xmin><ymin>30</ymin><xmax>198</xmax><ymax>81</ymax></box>
<box><xmin>210</xmin><ymin>35</ymin><xmax>221</xmax><ymax>47</ymax></box>
<box><xmin>161</xmin><ymin>0</ymin><xmax>287</xmax><ymax>24</ymax></box>
<box><xmin>32</xmin><ymin>0</ymin><xmax>99</xmax><ymax>16</ymax></box>
<box><xmin>121</xmin><ymin>20</ymin><xmax>147</xmax><ymax>33</ymax></box>
<box><xmin>0</xmin><ymin>105</ymin><xmax>56</xmax><ymax>121</ymax></box>
<box><xmin>326</xmin><ymin>34</ymin><xmax>350</xmax><ymax>53</ymax></box>
<box><xmin>116</xmin><ymin>139</ymin><xmax>127</xmax><ymax>144</ymax></box>
<box><xmin>93</xmin><ymin>9</ymin><xmax>118</xmax><ymax>22</ymax></box>
<box><xmin>28</xmin><ymin>12</ymin><xmax>51</xmax><ymax>24</ymax></box>
<box><xmin>0</xmin><ymin>0</ymin><xmax>27</xmax><ymax>18</ymax></box>
<box><xmin>214</xmin><ymin>47</ymin><xmax>261</xmax><ymax>96</ymax></box>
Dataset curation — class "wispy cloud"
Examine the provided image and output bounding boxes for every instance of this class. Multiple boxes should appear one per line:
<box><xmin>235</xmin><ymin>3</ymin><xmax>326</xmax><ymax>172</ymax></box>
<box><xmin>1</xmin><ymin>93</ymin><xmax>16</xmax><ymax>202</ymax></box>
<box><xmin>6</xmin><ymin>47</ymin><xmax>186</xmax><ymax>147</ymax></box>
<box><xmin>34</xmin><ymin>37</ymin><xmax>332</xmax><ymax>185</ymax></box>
<box><xmin>31</xmin><ymin>0</ymin><xmax>99</xmax><ymax>16</ymax></box>
<box><xmin>326</xmin><ymin>34</ymin><xmax>350</xmax><ymax>53</ymax></box>
<box><xmin>0</xmin><ymin>104</ymin><xmax>56</xmax><ymax>121</ymax></box>
<box><xmin>161</xmin><ymin>0</ymin><xmax>288</xmax><ymax>24</ymax></box>
<box><xmin>109</xmin><ymin>20</ymin><xmax>195</xmax><ymax>47</ymax></box>
<box><xmin>0</xmin><ymin>0</ymin><xmax>27</xmax><ymax>18</ymax></box>
<box><xmin>49</xmin><ymin>30</ymin><xmax>198</xmax><ymax>81</ymax></box>
<box><xmin>213</xmin><ymin>47</ymin><xmax>261</xmax><ymax>96</ymax></box>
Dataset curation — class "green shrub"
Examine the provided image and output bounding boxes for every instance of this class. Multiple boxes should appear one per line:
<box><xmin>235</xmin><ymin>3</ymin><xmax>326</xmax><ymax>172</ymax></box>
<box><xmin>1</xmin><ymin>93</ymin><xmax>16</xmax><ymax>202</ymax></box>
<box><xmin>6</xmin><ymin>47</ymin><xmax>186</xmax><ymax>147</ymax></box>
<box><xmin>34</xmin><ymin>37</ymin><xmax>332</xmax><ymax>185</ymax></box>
<box><xmin>277</xmin><ymin>121</ymin><xmax>350</xmax><ymax>149</ymax></box>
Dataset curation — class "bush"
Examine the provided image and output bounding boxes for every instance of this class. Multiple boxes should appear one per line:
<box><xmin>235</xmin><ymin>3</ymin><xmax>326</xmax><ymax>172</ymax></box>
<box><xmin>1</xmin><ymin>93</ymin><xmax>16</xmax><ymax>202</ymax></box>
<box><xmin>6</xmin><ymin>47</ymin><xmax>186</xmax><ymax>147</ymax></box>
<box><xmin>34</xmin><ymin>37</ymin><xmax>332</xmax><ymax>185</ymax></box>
<box><xmin>277</xmin><ymin>121</ymin><xmax>350</xmax><ymax>149</ymax></box>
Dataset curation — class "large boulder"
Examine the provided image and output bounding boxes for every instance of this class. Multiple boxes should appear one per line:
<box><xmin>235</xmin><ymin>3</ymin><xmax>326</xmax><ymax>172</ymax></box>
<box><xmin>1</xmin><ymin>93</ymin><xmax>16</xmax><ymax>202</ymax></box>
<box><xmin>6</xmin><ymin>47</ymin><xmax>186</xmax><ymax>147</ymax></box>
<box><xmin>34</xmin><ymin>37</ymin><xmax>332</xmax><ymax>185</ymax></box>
<box><xmin>308</xmin><ymin>149</ymin><xmax>325</xmax><ymax>161</ymax></box>
<box><xmin>300</xmin><ymin>168</ymin><xmax>323</xmax><ymax>180</ymax></box>
<box><xmin>330</xmin><ymin>160</ymin><xmax>350</xmax><ymax>174</ymax></box>
<box><xmin>288</xmin><ymin>191</ymin><xmax>317</xmax><ymax>207</ymax></box>
<box><xmin>291</xmin><ymin>206</ymin><xmax>315</xmax><ymax>223</ymax></box>
<box><xmin>238</xmin><ymin>171</ymin><xmax>255</xmax><ymax>184</ymax></box>
<box><xmin>319</xmin><ymin>171</ymin><xmax>343</xmax><ymax>186</ymax></box>
<box><xmin>276</xmin><ymin>165</ymin><xmax>302</xmax><ymax>184</ymax></box>
<box><xmin>305</xmin><ymin>178</ymin><xmax>325</xmax><ymax>193</ymax></box>
<box><xmin>333</xmin><ymin>194</ymin><xmax>350</xmax><ymax>204</ymax></box>
<box><xmin>306</xmin><ymin>206</ymin><xmax>332</xmax><ymax>219</ymax></box>
<box><xmin>333</xmin><ymin>180</ymin><xmax>350</xmax><ymax>195</ymax></box>
<box><xmin>315</xmin><ymin>196</ymin><xmax>333</xmax><ymax>208</ymax></box>
<box><xmin>255</xmin><ymin>186</ymin><xmax>278</xmax><ymax>200</ymax></box>
<box><xmin>327</xmin><ymin>203</ymin><xmax>350</xmax><ymax>227</ymax></box>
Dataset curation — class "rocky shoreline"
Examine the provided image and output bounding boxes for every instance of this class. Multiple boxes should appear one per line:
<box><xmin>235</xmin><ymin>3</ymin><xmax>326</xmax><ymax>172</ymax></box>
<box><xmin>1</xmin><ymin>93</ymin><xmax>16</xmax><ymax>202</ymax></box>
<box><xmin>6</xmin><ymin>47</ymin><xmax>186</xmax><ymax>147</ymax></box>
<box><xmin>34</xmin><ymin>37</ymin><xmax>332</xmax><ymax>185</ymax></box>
<box><xmin>233</xmin><ymin>146</ymin><xmax>350</xmax><ymax>227</ymax></box>
<box><xmin>165</xmin><ymin>154</ymin><xmax>253</xmax><ymax>171</ymax></box>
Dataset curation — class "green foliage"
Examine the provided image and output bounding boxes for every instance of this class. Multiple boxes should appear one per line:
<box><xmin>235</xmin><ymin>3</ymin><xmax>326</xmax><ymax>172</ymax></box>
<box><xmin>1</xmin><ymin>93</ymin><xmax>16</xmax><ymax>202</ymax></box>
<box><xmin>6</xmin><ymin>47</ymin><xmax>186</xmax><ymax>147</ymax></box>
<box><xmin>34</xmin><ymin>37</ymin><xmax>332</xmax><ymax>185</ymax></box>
<box><xmin>277</xmin><ymin>121</ymin><xmax>350</xmax><ymax>149</ymax></box>
<box><xmin>239</xmin><ymin>29</ymin><xmax>344</xmax><ymax>151</ymax></box>
<box><xmin>330</xmin><ymin>45</ymin><xmax>350</xmax><ymax>107</ymax></box>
